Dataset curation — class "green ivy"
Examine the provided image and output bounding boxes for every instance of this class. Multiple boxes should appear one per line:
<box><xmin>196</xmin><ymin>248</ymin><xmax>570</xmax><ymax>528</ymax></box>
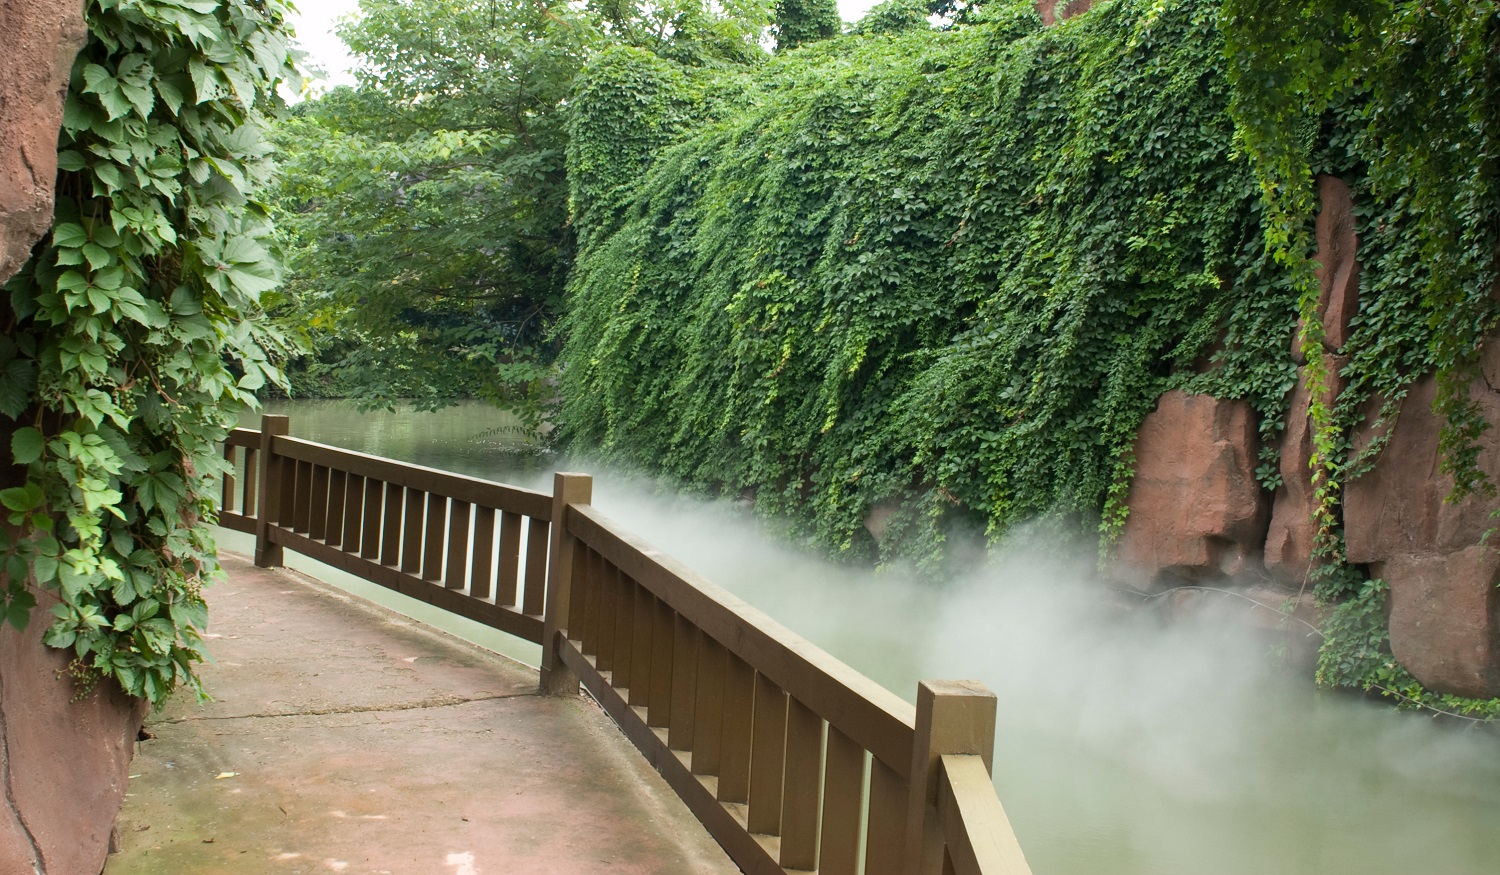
<box><xmin>560</xmin><ymin>0</ymin><xmax>1295</xmax><ymax>568</ymax></box>
<box><xmin>560</xmin><ymin>0</ymin><xmax>1500</xmax><ymax>709</ymax></box>
<box><xmin>1223</xmin><ymin>0</ymin><xmax>1500</xmax><ymax>711</ymax></box>
<box><xmin>0</xmin><ymin>0</ymin><xmax>296</xmax><ymax>706</ymax></box>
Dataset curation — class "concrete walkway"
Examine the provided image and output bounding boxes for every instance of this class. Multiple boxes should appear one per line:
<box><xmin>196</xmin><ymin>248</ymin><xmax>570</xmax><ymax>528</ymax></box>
<box><xmin>105</xmin><ymin>553</ymin><xmax>740</xmax><ymax>875</ymax></box>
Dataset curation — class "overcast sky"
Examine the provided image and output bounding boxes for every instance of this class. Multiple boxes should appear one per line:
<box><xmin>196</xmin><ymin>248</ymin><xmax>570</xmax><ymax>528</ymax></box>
<box><xmin>288</xmin><ymin>0</ymin><xmax>884</xmax><ymax>94</ymax></box>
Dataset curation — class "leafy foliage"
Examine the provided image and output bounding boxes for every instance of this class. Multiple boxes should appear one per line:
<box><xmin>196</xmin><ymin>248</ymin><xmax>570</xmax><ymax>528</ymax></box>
<box><xmin>268</xmin><ymin>0</ymin><xmax>773</xmax><ymax>413</ymax></box>
<box><xmin>0</xmin><ymin>0</ymin><xmax>296</xmax><ymax>705</ymax></box>
<box><xmin>560</xmin><ymin>0</ymin><xmax>1499</xmax><ymax>710</ymax></box>
<box><xmin>772</xmin><ymin>0</ymin><xmax>843</xmax><ymax>50</ymax></box>
<box><xmin>1223</xmin><ymin>0</ymin><xmax>1500</xmax><ymax>706</ymax></box>
<box><xmin>560</xmin><ymin>0</ymin><xmax>1297</xmax><ymax>567</ymax></box>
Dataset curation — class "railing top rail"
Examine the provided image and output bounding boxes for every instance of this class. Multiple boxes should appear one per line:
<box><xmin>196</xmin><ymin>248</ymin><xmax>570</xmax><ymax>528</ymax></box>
<box><xmin>938</xmin><ymin>754</ymin><xmax>1031</xmax><ymax>875</ymax></box>
<box><xmin>225</xmin><ymin>426</ymin><xmax>259</xmax><ymax>449</ymax></box>
<box><xmin>567</xmin><ymin>502</ymin><xmax>917</xmax><ymax>777</ymax></box>
<box><xmin>272</xmin><ymin>434</ymin><xmax>552</xmax><ymax>520</ymax></box>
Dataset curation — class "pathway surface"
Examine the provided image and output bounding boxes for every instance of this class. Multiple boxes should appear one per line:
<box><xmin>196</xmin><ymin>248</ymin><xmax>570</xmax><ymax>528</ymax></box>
<box><xmin>104</xmin><ymin>552</ymin><xmax>740</xmax><ymax>875</ymax></box>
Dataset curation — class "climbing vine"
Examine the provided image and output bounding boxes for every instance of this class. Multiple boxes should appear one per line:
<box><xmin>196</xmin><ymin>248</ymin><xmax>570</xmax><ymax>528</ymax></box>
<box><xmin>561</xmin><ymin>0</ymin><xmax>1296</xmax><ymax>568</ymax></box>
<box><xmin>0</xmin><ymin>0</ymin><xmax>296</xmax><ymax>705</ymax></box>
<box><xmin>1223</xmin><ymin>0</ymin><xmax>1500</xmax><ymax>709</ymax></box>
<box><xmin>561</xmin><ymin>0</ymin><xmax>1500</xmax><ymax>706</ymax></box>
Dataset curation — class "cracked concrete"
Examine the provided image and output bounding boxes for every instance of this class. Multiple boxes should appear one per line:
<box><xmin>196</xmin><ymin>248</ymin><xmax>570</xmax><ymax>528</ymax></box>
<box><xmin>103</xmin><ymin>553</ymin><xmax>739</xmax><ymax>875</ymax></box>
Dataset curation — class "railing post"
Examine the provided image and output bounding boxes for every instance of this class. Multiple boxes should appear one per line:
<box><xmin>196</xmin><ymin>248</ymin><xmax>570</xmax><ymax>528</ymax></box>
<box><xmin>905</xmin><ymin>680</ymin><xmax>997</xmax><ymax>875</ymax></box>
<box><xmin>540</xmin><ymin>472</ymin><xmax>593</xmax><ymax>695</ymax></box>
<box><xmin>253</xmin><ymin>414</ymin><xmax>290</xmax><ymax>568</ymax></box>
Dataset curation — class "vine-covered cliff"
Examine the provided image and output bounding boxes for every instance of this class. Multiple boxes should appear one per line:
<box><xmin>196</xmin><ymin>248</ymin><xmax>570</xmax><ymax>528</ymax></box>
<box><xmin>558</xmin><ymin>0</ymin><xmax>1500</xmax><ymax>707</ymax></box>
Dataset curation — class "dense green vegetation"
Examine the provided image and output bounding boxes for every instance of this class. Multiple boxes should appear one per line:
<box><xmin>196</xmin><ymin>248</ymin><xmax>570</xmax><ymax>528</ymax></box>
<box><xmin>558</xmin><ymin>0</ymin><xmax>1499</xmax><ymax>708</ymax></box>
<box><xmin>4</xmin><ymin>0</ymin><xmax>1492</xmax><ymax>712</ymax></box>
<box><xmin>1</xmin><ymin>0</ymin><xmax>297</xmax><ymax>704</ymax></box>
<box><xmin>267</xmin><ymin>0</ymin><xmax>777</xmax><ymax>413</ymax></box>
<box><xmin>561</xmin><ymin>0</ymin><xmax>1291</xmax><ymax>564</ymax></box>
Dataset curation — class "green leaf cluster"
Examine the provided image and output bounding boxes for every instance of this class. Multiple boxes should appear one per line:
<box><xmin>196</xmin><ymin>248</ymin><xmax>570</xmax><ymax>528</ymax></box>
<box><xmin>560</xmin><ymin>0</ymin><xmax>1295</xmax><ymax>567</ymax></box>
<box><xmin>266</xmin><ymin>0</ymin><xmax>775</xmax><ymax>414</ymax></box>
<box><xmin>1223</xmin><ymin>0</ymin><xmax>1500</xmax><ymax>704</ymax></box>
<box><xmin>1</xmin><ymin>0</ymin><xmax>296</xmax><ymax>705</ymax></box>
<box><xmin>562</xmin><ymin>0</ymin><xmax>1499</xmax><ymax>705</ymax></box>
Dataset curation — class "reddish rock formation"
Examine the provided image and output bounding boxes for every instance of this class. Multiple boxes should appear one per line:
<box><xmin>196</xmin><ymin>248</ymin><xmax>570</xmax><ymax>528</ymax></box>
<box><xmin>0</xmin><ymin>0</ymin><xmax>87</xmax><ymax>282</ymax></box>
<box><xmin>1035</xmin><ymin>0</ymin><xmax>1094</xmax><ymax>27</ymax></box>
<box><xmin>1117</xmin><ymin>391</ymin><xmax>1269</xmax><ymax>586</ymax></box>
<box><xmin>1344</xmin><ymin>357</ymin><xmax>1500</xmax><ymax>697</ymax></box>
<box><xmin>1379</xmin><ymin>547</ymin><xmax>1500</xmax><ymax>699</ymax></box>
<box><xmin>1292</xmin><ymin>175</ymin><xmax>1361</xmax><ymax>362</ymax></box>
<box><xmin>1264</xmin><ymin>356</ymin><xmax>1347</xmax><ymax>587</ymax></box>
<box><xmin>1</xmin><ymin>587</ymin><xmax>148</xmax><ymax>875</ymax></box>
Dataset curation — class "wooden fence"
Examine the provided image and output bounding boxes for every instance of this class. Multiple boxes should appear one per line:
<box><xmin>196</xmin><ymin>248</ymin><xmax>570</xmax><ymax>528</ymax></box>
<box><xmin>219</xmin><ymin>414</ymin><xmax>1033</xmax><ymax>875</ymax></box>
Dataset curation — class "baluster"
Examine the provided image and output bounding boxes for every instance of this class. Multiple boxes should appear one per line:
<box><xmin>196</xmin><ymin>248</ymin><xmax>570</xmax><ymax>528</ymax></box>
<box><xmin>567</xmin><ymin>543</ymin><xmax>592</xmax><ymax>641</ymax></box>
<box><xmin>612</xmin><ymin>574</ymin><xmax>636</xmax><ymax>693</ymax></box>
<box><xmin>780</xmin><ymin>697</ymin><xmax>823</xmax><ymax>869</ymax></box>
<box><xmin>595</xmin><ymin>561</ymin><xmax>619</xmax><ymax>672</ymax></box>
<box><xmin>628</xmin><ymin>583</ymin><xmax>653</xmax><ymax>708</ymax></box>
<box><xmin>865</xmin><ymin>757</ymin><xmax>908</xmax><ymax>875</ymax></box>
<box><xmin>580</xmin><ymin>549</ymin><xmax>604</xmax><ymax>655</ymax></box>
<box><xmin>309</xmin><ymin>465</ymin><xmax>330</xmax><ymax>540</ymax></box>
<box><xmin>400</xmin><ymin>488</ymin><xmax>423</xmax><ymax>574</ymax></box>
<box><xmin>470</xmin><ymin>505</ymin><xmax>496</xmax><ymax>600</ymax></box>
<box><xmin>243</xmin><ymin>447</ymin><xmax>258</xmax><ymax>517</ymax></box>
<box><xmin>497</xmin><ymin>510</ymin><xmax>522</xmax><ymax>607</ymax></box>
<box><xmin>380</xmin><ymin>485</ymin><xmax>403</xmax><ymax>566</ymax></box>
<box><xmin>523</xmin><ymin>517</ymin><xmax>549</xmax><ymax>616</ymax></box>
<box><xmin>648</xmin><ymin>597</ymin><xmax>674</xmax><ymax>728</ymax></box>
<box><xmin>220</xmin><ymin>445</ymin><xmax>235</xmax><ymax>512</ymax></box>
<box><xmin>422</xmin><ymin>493</ymin><xmax>447</xmax><ymax>583</ymax></box>
<box><xmin>292</xmin><ymin>461</ymin><xmax>313</xmax><ymax>533</ymax></box>
<box><xmin>668</xmin><ymin>616</ymin><xmax>698</xmax><ymax>751</ymax></box>
<box><xmin>325</xmin><ymin>468</ymin><xmax>346</xmax><ymax>546</ymax></box>
<box><xmin>691</xmin><ymin>635</ymin><xmax>726</xmax><ymax>778</ymax></box>
<box><xmin>445</xmin><ymin>500</ymin><xmax>471</xmax><ymax>589</ymax></box>
<box><xmin>748</xmin><ymin>673</ymin><xmax>788</xmax><ymax>835</ymax></box>
<box><xmin>718</xmin><ymin>653</ymin><xmax>754</xmax><ymax>805</ymax></box>
<box><xmin>342</xmin><ymin>473</ymin><xmax>363</xmax><ymax>551</ymax></box>
<box><xmin>361</xmin><ymin>479</ymin><xmax>383</xmax><ymax>559</ymax></box>
<box><xmin>820</xmin><ymin>727</ymin><xmax>866</xmax><ymax>875</ymax></box>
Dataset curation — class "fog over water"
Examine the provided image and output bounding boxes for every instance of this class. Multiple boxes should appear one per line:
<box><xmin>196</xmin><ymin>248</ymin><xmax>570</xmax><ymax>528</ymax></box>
<box><xmin>247</xmin><ymin>401</ymin><xmax>1500</xmax><ymax>874</ymax></box>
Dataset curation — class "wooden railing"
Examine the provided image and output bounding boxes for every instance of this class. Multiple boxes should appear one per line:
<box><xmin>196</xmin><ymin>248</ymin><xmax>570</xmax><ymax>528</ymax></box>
<box><xmin>219</xmin><ymin>414</ymin><xmax>1033</xmax><ymax>875</ymax></box>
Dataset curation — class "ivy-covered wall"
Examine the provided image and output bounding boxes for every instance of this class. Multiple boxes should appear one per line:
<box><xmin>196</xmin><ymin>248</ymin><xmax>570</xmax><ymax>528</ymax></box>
<box><xmin>559</xmin><ymin>0</ymin><xmax>1500</xmax><ymax>707</ymax></box>
<box><xmin>562</xmin><ymin>0</ymin><xmax>1292</xmax><ymax>562</ymax></box>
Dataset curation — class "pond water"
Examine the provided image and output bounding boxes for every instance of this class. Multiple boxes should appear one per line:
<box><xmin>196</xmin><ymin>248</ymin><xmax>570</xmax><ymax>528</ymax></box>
<box><xmin>233</xmin><ymin>400</ymin><xmax>1500</xmax><ymax>875</ymax></box>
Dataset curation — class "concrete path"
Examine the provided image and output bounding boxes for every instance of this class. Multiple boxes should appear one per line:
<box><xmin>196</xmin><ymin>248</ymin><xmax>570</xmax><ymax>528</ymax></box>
<box><xmin>105</xmin><ymin>553</ymin><xmax>740</xmax><ymax>875</ymax></box>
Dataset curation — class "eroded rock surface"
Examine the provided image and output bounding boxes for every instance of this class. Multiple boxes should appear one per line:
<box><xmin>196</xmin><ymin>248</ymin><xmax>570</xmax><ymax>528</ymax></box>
<box><xmin>1343</xmin><ymin>361</ymin><xmax>1500</xmax><ymax>697</ymax></box>
<box><xmin>1</xmin><ymin>588</ymin><xmax>147</xmax><ymax>875</ymax></box>
<box><xmin>0</xmin><ymin>0</ymin><xmax>86</xmax><ymax>282</ymax></box>
<box><xmin>1117</xmin><ymin>391</ymin><xmax>1269</xmax><ymax>586</ymax></box>
<box><xmin>1264</xmin><ymin>357</ymin><xmax>1347</xmax><ymax>587</ymax></box>
<box><xmin>1035</xmin><ymin>0</ymin><xmax>1094</xmax><ymax>26</ymax></box>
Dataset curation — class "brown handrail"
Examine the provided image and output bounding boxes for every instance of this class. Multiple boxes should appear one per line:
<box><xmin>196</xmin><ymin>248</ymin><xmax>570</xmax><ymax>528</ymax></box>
<box><xmin>216</xmin><ymin>415</ymin><xmax>1034</xmax><ymax>875</ymax></box>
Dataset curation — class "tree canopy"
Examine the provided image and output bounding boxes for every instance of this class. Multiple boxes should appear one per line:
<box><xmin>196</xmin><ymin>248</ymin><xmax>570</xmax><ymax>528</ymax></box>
<box><xmin>268</xmin><ymin>0</ymin><xmax>778</xmax><ymax>412</ymax></box>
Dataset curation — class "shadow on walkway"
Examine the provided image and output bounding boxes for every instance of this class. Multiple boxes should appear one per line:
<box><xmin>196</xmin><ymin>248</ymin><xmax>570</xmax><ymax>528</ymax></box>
<box><xmin>105</xmin><ymin>552</ymin><xmax>739</xmax><ymax>875</ymax></box>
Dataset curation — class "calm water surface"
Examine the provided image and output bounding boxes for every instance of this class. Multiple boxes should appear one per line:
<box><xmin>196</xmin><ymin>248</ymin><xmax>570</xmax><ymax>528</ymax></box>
<box><xmin>237</xmin><ymin>400</ymin><xmax>1500</xmax><ymax>875</ymax></box>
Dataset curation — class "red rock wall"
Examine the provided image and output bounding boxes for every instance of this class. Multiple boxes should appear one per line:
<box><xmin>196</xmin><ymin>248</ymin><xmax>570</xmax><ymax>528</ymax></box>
<box><xmin>1</xmin><ymin>590</ymin><xmax>148</xmax><ymax>875</ymax></box>
<box><xmin>0</xmin><ymin>3</ymin><xmax>148</xmax><ymax>874</ymax></box>
<box><xmin>1035</xmin><ymin>0</ymin><xmax>1094</xmax><ymax>26</ymax></box>
<box><xmin>0</xmin><ymin>0</ymin><xmax>86</xmax><ymax>282</ymax></box>
<box><xmin>1118</xmin><ymin>173</ymin><xmax>1500</xmax><ymax>699</ymax></box>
